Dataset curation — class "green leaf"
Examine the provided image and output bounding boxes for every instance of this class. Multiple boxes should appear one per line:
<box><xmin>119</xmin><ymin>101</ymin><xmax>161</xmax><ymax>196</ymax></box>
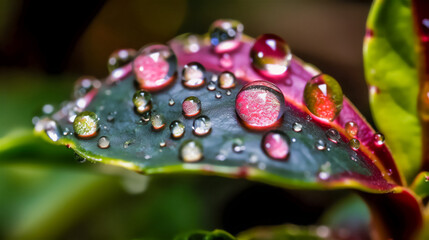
<box><xmin>174</xmin><ymin>229</ymin><xmax>236</xmax><ymax>240</ymax></box>
<box><xmin>236</xmin><ymin>224</ymin><xmax>325</xmax><ymax>240</ymax></box>
<box><xmin>364</xmin><ymin>0</ymin><xmax>420</xmax><ymax>181</ymax></box>
<box><xmin>410</xmin><ymin>171</ymin><xmax>429</xmax><ymax>199</ymax></box>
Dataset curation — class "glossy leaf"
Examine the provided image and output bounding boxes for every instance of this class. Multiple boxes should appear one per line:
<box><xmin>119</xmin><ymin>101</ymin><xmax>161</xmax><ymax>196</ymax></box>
<box><xmin>174</xmin><ymin>229</ymin><xmax>235</xmax><ymax>240</ymax></box>
<box><xmin>411</xmin><ymin>171</ymin><xmax>429</xmax><ymax>199</ymax></box>
<box><xmin>364</xmin><ymin>0</ymin><xmax>420</xmax><ymax>181</ymax></box>
<box><xmin>236</xmin><ymin>224</ymin><xmax>326</xmax><ymax>240</ymax></box>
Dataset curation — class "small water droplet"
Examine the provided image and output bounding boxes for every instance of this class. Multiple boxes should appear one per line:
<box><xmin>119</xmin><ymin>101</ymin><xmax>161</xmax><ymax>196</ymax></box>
<box><xmin>219</xmin><ymin>53</ymin><xmax>233</xmax><ymax>68</ymax></box>
<box><xmin>62</xmin><ymin>127</ymin><xmax>71</xmax><ymax>136</ymax></box>
<box><xmin>193</xmin><ymin>116</ymin><xmax>212</xmax><ymax>136</ymax></box>
<box><xmin>123</xmin><ymin>140</ymin><xmax>133</xmax><ymax>148</ymax></box>
<box><xmin>250</xmin><ymin>34</ymin><xmax>292</xmax><ymax>79</ymax></box>
<box><xmin>73</xmin><ymin>76</ymin><xmax>101</xmax><ymax>99</ymax></box>
<box><xmin>207</xmin><ymin>81</ymin><xmax>216</xmax><ymax>91</ymax></box>
<box><xmin>262</xmin><ymin>131</ymin><xmax>290</xmax><ymax>160</ymax></box>
<box><xmin>318</xmin><ymin>162</ymin><xmax>331</xmax><ymax>180</ymax></box>
<box><xmin>73</xmin><ymin>111</ymin><xmax>99</xmax><ymax>138</ymax></box>
<box><xmin>209</xmin><ymin>19</ymin><xmax>243</xmax><ymax>53</ymax></box>
<box><xmin>98</xmin><ymin>136</ymin><xmax>110</xmax><ymax>149</ymax></box>
<box><xmin>182</xmin><ymin>62</ymin><xmax>206</xmax><ymax>88</ymax></box>
<box><xmin>373</xmin><ymin>133</ymin><xmax>385</xmax><ymax>146</ymax></box>
<box><xmin>232</xmin><ymin>138</ymin><xmax>245</xmax><ymax>153</ymax></box>
<box><xmin>258</xmin><ymin>162</ymin><xmax>266</xmax><ymax>170</ymax></box>
<box><xmin>107</xmin><ymin>111</ymin><xmax>117</xmax><ymax>122</ymax></box>
<box><xmin>226</xmin><ymin>90</ymin><xmax>232</xmax><ymax>96</ymax></box>
<box><xmin>182</xmin><ymin>96</ymin><xmax>201</xmax><ymax>117</ymax></box>
<box><xmin>107</xmin><ymin>48</ymin><xmax>136</xmax><ymax>72</ymax></box>
<box><xmin>180</xmin><ymin>140</ymin><xmax>203</xmax><ymax>163</ymax></box>
<box><xmin>345</xmin><ymin>121</ymin><xmax>358</xmax><ymax>138</ymax></box>
<box><xmin>304</xmin><ymin>74</ymin><xmax>343</xmax><ymax>121</ymax></box>
<box><xmin>133</xmin><ymin>90</ymin><xmax>152</xmax><ymax>114</ymax></box>
<box><xmin>170</xmin><ymin>120</ymin><xmax>185</xmax><ymax>138</ymax></box>
<box><xmin>159</xmin><ymin>141</ymin><xmax>166</xmax><ymax>147</ymax></box>
<box><xmin>349</xmin><ymin>138</ymin><xmax>360</xmax><ymax>151</ymax></box>
<box><xmin>215</xmin><ymin>91</ymin><xmax>222</xmax><ymax>99</ymax></box>
<box><xmin>351</xmin><ymin>155</ymin><xmax>359</xmax><ymax>162</ymax></box>
<box><xmin>151</xmin><ymin>114</ymin><xmax>165</xmax><ymax>130</ymax></box>
<box><xmin>216</xmin><ymin>154</ymin><xmax>226</xmax><ymax>161</ymax></box>
<box><xmin>42</xmin><ymin>104</ymin><xmax>54</xmax><ymax>115</ymax></box>
<box><xmin>326</xmin><ymin>128</ymin><xmax>340</xmax><ymax>143</ymax></box>
<box><xmin>141</xmin><ymin>112</ymin><xmax>151</xmax><ymax>122</ymax></box>
<box><xmin>133</xmin><ymin>44</ymin><xmax>177</xmax><ymax>91</ymax></box>
<box><xmin>74</xmin><ymin>153</ymin><xmax>86</xmax><ymax>163</ymax></box>
<box><xmin>292</xmin><ymin>122</ymin><xmax>302</xmax><ymax>132</ymax></box>
<box><xmin>291</xmin><ymin>138</ymin><xmax>296</xmax><ymax>143</ymax></box>
<box><xmin>35</xmin><ymin>118</ymin><xmax>61</xmax><ymax>142</ymax></box>
<box><xmin>315</xmin><ymin>139</ymin><xmax>326</xmax><ymax>151</ymax></box>
<box><xmin>236</xmin><ymin>81</ymin><xmax>286</xmax><ymax>129</ymax></box>
<box><xmin>248</xmin><ymin>153</ymin><xmax>258</xmax><ymax>164</ymax></box>
<box><xmin>183</xmin><ymin>34</ymin><xmax>201</xmax><ymax>53</ymax></box>
<box><xmin>168</xmin><ymin>98</ymin><xmax>175</xmax><ymax>106</ymax></box>
<box><xmin>211</xmin><ymin>74</ymin><xmax>218</xmax><ymax>82</ymax></box>
<box><xmin>219</xmin><ymin>71</ymin><xmax>236</xmax><ymax>89</ymax></box>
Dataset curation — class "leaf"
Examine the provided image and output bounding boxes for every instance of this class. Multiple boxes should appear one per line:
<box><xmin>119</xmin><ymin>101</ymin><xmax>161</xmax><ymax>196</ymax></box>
<box><xmin>236</xmin><ymin>224</ymin><xmax>326</xmax><ymax>240</ymax></box>
<box><xmin>363</xmin><ymin>0</ymin><xmax>421</xmax><ymax>181</ymax></box>
<box><xmin>174</xmin><ymin>229</ymin><xmax>236</xmax><ymax>240</ymax></box>
<box><xmin>34</xmin><ymin>31</ymin><xmax>403</xmax><ymax>194</ymax></box>
<box><xmin>410</xmin><ymin>171</ymin><xmax>429</xmax><ymax>199</ymax></box>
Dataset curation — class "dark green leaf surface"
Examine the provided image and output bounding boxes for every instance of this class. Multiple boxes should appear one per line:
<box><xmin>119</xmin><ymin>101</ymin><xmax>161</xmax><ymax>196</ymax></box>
<box><xmin>174</xmin><ymin>229</ymin><xmax>235</xmax><ymax>240</ymax></box>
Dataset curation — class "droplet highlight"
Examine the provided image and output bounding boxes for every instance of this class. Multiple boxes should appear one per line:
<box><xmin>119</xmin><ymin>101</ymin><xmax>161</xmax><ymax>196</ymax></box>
<box><xmin>373</xmin><ymin>133</ymin><xmax>385</xmax><ymax>146</ymax></box>
<box><xmin>151</xmin><ymin>114</ymin><xmax>166</xmax><ymax>130</ymax></box>
<box><xmin>292</xmin><ymin>122</ymin><xmax>302</xmax><ymax>132</ymax></box>
<box><xmin>345</xmin><ymin>121</ymin><xmax>358</xmax><ymax>138</ymax></box>
<box><xmin>209</xmin><ymin>19</ymin><xmax>243</xmax><ymax>53</ymax></box>
<box><xmin>349</xmin><ymin>138</ymin><xmax>360</xmax><ymax>151</ymax></box>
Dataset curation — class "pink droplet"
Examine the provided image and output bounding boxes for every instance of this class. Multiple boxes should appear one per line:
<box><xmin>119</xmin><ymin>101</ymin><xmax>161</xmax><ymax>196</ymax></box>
<box><xmin>219</xmin><ymin>53</ymin><xmax>233</xmax><ymax>69</ymax></box>
<box><xmin>182</xmin><ymin>96</ymin><xmax>202</xmax><ymax>117</ymax></box>
<box><xmin>262</xmin><ymin>131</ymin><xmax>290</xmax><ymax>160</ymax></box>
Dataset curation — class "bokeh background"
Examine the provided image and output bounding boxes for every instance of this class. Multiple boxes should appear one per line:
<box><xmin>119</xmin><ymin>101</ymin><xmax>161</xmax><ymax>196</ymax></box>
<box><xmin>0</xmin><ymin>0</ymin><xmax>373</xmax><ymax>239</ymax></box>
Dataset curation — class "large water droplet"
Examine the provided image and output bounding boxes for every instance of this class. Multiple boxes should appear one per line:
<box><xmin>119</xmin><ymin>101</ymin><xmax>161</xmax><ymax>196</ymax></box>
<box><xmin>219</xmin><ymin>71</ymin><xmax>236</xmax><ymax>89</ymax></box>
<box><xmin>73</xmin><ymin>111</ymin><xmax>99</xmax><ymax>138</ymax></box>
<box><xmin>292</xmin><ymin>122</ymin><xmax>302</xmax><ymax>132</ymax></box>
<box><xmin>180</xmin><ymin>140</ymin><xmax>203</xmax><ymax>162</ymax></box>
<box><xmin>304</xmin><ymin>74</ymin><xmax>343</xmax><ymax>122</ymax></box>
<box><xmin>133</xmin><ymin>44</ymin><xmax>177</xmax><ymax>91</ymax></box>
<box><xmin>349</xmin><ymin>138</ymin><xmax>360</xmax><ymax>151</ymax></box>
<box><xmin>235</xmin><ymin>81</ymin><xmax>286</xmax><ymax>128</ymax></box>
<box><xmin>193</xmin><ymin>116</ymin><xmax>212</xmax><ymax>136</ymax></box>
<box><xmin>250</xmin><ymin>34</ymin><xmax>292</xmax><ymax>79</ymax></box>
<box><xmin>132</xmin><ymin>90</ymin><xmax>152</xmax><ymax>114</ymax></box>
<box><xmin>182</xmin><ymin>62</ymin><xmax>206</xmax><ymax>88</ymax></box>
<box><xmin>209</xmin><ymin>19</ymin><xmax>243</xmax><ymax>53</ymax></box>
<box><xmin>182</xmin><ymin>96</ymin><xmax>201</xmax><ymax>117</ymax></box>
<box><xmin>73</xmin><ymin>76</ymin><xmax>101</xmax><ymax>99</ymax></box>
<box><xmin>170</xmin><ymin>120</ymin><xmax>185</xmax><ymax>138</ymax></box>
<box><xmin>107</xmin><ymin>48</ymin><xmax>136</xmax><ymax>72</ymax></box>
<box><xmin>98</xmin><ymin>136</ymin><xmax>110</xmax><ymax>149</ymax></box>
<box><xmin>262</xmin><ymin>131</ymin><xmax>290</xmax><ymax>160</ymax></box>
<box><xmin>151</xmin><ymin>114</ymin><xmax>165</xmax><ymax>130</ymax></box>
<box><xmin>373</xmin><ymin>133</ymin><xmax>385</xmax><ymax>146</ymax></box>
<box><xmin>345</xmin><ymin>121</ymin><xmax>358</xmax><ymax>138</ymax></box>
<box><xmin>326</xmin><ymin>128</ymin><xmax>340</xmax><ymax>143</ymax></box>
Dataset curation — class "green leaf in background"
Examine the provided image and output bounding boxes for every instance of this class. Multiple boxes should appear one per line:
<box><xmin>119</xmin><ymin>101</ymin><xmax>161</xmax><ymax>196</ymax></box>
<box><xmin>174</xmin><ymin>229</ymin><xmax>236</xmax><ymax>240</ymax></box>
<box><xmin>410</xmin><ymin>171</ymin><xmax>429</xmax><ymax>199</ymax></box>
<box><xmin>236</xmin><ymin>224</ymin><xmax>326</xmax><ymax>240</ymax></box>
<box><xmin>364</xmin><ymin>0</ymin><xmax>420</xmax><ymax>181</ymax></box>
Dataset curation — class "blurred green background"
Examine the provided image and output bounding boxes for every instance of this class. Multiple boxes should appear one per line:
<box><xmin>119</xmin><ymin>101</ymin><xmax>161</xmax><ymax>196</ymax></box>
<box><xmin>0</xmin><ymin>0</ymin><xmax>372</xmax><ymax>239</ymax></box>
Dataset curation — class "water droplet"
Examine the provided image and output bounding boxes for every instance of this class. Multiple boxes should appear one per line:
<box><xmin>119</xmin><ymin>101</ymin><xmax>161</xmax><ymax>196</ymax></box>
<box><xmin>182</xmin><ymin>96</ymin><xmax>201</xmax><ymax>117</ymax></box>
<box><xmin>73</xmin><ymin>76</ymin><xmax>101</xmax><ymax>99</ymax></box>
<box><xmin>226</xmin><ymin>90</ymin><xmax>232</xmax><ymax>96</ymax></box>
<box><xmin>170</xmin><ymin>120</ymin><xmax>185</xmax><ymax>138</ymax></box>
<box><xmin>183</xmin><ymin>34</ymin><xmax>201</xmax><ymax>53</ymax></box>
<box><xmin>349</xmin><ymin>138</ymin><xmax>360</xmax><ymax>150</ymax></box>
<box><xmin>373</xmin><ymin>133</ymin><xmax>385</xmax><ymax>146</ymax></box>
<box><xmin>216</xmin><ymin>154</ymin><xmax>226</xmax><ymax>161</ymax></box>
<box><xmin>107</xmin><ymin>48</ymin><xmax>136</xmax><ymax>72</ymax></box>
<box><xmin>141</xmin><ymin>112</ymin><xmax>151</xmax><ymax>122</ymax></box>
<box><xmin>207</xmin><ymin>81</ymin><xmax>216</xmax><ymax>91</ymax></box>
<box><xmin>235</xmin><ymin>81</ymin><xmax>286</xmax><ymax>128</ymax></box>
<box><xmin>351</xmin><ymin>155</ymin><xmax>359</xmax><ymax>162</ymax></box>
<box><xmin>62</xmin><ymin>127</ymin><xmax>71</xmax><ymax>136</ymax></box>
<box><xmin>73</xmin><ymin>111</ymin><xmax>99</xmax><ymax>138</ymax></box>
<box><xmin>132</xmin><ymin>90</ymin><xmax>152</xmax><ymax>114</ymax></box>
<box><xmin>232</xmin><ymin>139</ymin><xmax>245</xmax><ymax>153</ymax></box>
<box><xmin>262</xmin><ymin>130</ymin><xmax>290</xmax><ymax>160</ymax></box>
<box><xmin>219</xmin><ymin>53</ymin><xmax>233</xmax><ymax>68</ymax></box>
<box><xmin>304</xmin><ymin>74</ymin><xmax>343</xmax><ymax>121</ymax></box>
<box><xmin>180</xmin><ymin>140</ymin><xmax>203</xmax><ymax>162</ymax></box>
<box><xmin>151</xmin><ymin>114</ymin><xmax>165</xmax><ymax>130</ymax></box>
<box><xmin>250</xmin><ymin>34</ymin><xmax>292</xmax><ymax>79</ymax></box>
<box><xmin>211</xmin><ymin>74</ymin><xmax>218</xmax><ymax>82</ymax></box>
<box><xmin>209</xmin><ymin>19</ymin><xmax>243</xmax><ymax>53</ymax></box>
<box><xmin>315</xmin><ymin>139</ymin><xmax>326</xmax><ymax>151</ymax></box>
<box><xmin>318</xmin><ymin>162</ymin><xmax>331</xmax><ymax>180</ymax></box>
<box><xmin>98</xmin><ymin>136</ymin><xmax>110</xmax><ymax>149</ymax></box>
<box><xmin>292</xmin><ymin>122</ymin><xmax>302</xmax><ymax>132</ymax></box>
<box><xmin>124</xmin><ymin>140</ymin><xmax>133</xmax><ymax>148</ymax></box>
<box><xmin>248</xmin><ymin>154</ymin><xmax>258</xmax><ymax>164</ymax></box>
<box><xmin>35</xmin><ymin>118</ymin><xmax>61</xmax><ymax>142</ymax></box>
<box><xmin>74</xmin><ymin>153</ymin><xmax>86</xmax><ymax>163</ymax></box>
<box><xmin>182</xmin><ymin>62</ymin><xmax>206</xmax><ymax>88</ymax></box>
<box><xmin>42</xmin><ymin>104</ymin><xmax>54</xmax><ymax>115</ymax></box>
<box><xmin>425</xmin><ymin>175</ymin><xmax>429</xmax><ymax>183</ymax></box>
<box><xmin>193</xmin><ymin>116</ymin><xmax>212</xmax><ymax>136</ymax></box>
<box><xmin>326</xmin><ymin>128</ymin><xmax>340</xmax><ymax>143</ymax></box>
<box><xmin>215</xmin><ymin>91</ymin><xmax>222</xmax><ymax>99</ymax></box>
<box><xmin>345</xmin><ymin>121</ymin><xmax>358</xmax><ymax>138</ymax></box>
<box><xmin>168</xmin><ymin>98</ymin><xmax>175</xmax><ymax>106</ymax></box>
<box><xmin>133</xmin><ymin>44</ymin><xmax>177</xmax><ymax>91</ymax></box>
<box><xmin>159</xmin><ymin>141</ymin><xmax>166</xmax><ymax>147</ymax></box>
<box><xmin>219</xmin><ymin>71</ymin><xmax>236</xmax><ymax>89</ymax></box>
<box><xmin>107</xmin><ymin>111</ymin><xmax>117</xmax><ymax>122</ymax></box>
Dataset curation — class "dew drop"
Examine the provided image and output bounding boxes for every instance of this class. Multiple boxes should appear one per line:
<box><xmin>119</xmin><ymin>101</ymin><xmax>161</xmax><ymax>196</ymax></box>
<box><xmin>235</xmin><ymin>81</ymin><xmax>286</xmax><ymax>129</ymax></box>
<box><xmin>62</xmin><ymin>127</ymin><xmax>71</xmax><ymax>136</ymax></box>
<box><xmin>182</xmin><ymin>96</ymin><xmax>201</xmax><ymax>117</ymax></box>
<box><xmin>219</xmin><ymin>71</ymin><xmax>236</xmax><ymax>89</ymax></box>
<box><xmin>262</xmin><ymin>131</ymin><xmax>290</xmax><ymax>160</ymax></box>
<box><xmin>180</xmin><ymin>140</ymin><xmax>203</xmax><ymax>163</ymax></box>
<box><xmin>216</xmin><ymin>154</ymin><xmax>226</xmax><ymax>161</ymax></box>
<box><xmin>207</xmin><ymin>81</ymin><xmax>216</xmax><ymax>91</ymax></box>
<box><xmin>304</xmin><ymin>74</ymin><xmax>343</xmax><ymax>121</ymax></box>
<box><xmin>211</xmin><ymin>74</ymin><xmax>218</xmax><ymax>82</ymax></box>
<box><xmin>42</xmin><ymin>104</ymin><xmax>54</xmax><ymax>115</ymax></box>
<box><xmin>292</xmin><ymin>122</ymin><xmax>302</xmax><ymax>132</ymax></box>
<box><xmin>151</xmin><ymin>114</ymin><xmax>166</xmax><ymax>130</ymax></box>
<box><xmin>326</xmin><ymin>128</ymin><xmax>340</xmax><ymax>143</ymax></box>
<box><xmin>232</xmin><ymin>139</ymin><xmax>245</xmax><ymax>153</ymax></box>
<box><xmin>219</xmin><ymin>53</ymin><xmax>233</xmax><ymax>68</ymax></box>
<box><xmin>73</xmin><ymin>111</ymin><xmax>99</xmax><ymax>138</ymax></box>
<box><xmin>349</xmin><ymin>138</ymin><xmax>360</xmax><ymax>151</ymax></box>
<box><xmin>193</xmin><ymin>116</ymin><xmax>212</xmax><ymax>136</ymax></box>
<box><xmin>373</xmin><ymin>133</ymin><xmax>385</xmax><ymax>146</ymax></box>
<box><xmin>318</xmin><ymin>162</ymin><xmax>332</xmax><ymax>180</ymax></box>
<box><xmin>345</xmin><ymin>121</ymin><xmax>358</xmax><ymax>138</ymax></box>
<box><xmin>133</xmin><ymin>44</ymin><xmax>177</xmax><ymax>91</ymax></box>
<box><xmin>168</xmin><ymin>98</ymin><xmax>175</xmax><ymax>106</ymax></box>
<box><xmin>74</xmin><ymin>153</ymin><xmax>86</xmax><ymax>163</ymax></box>
<box><xmin>73</xmin><ymin>76</ymin><xmax>101</xmax><ymax>99</ymax></box>
<box><xmin>35</xmin><ymin>118</ymin><xmax>61</xmax><ymax>142</ymax></box>
<box><xmin>315</xmin><ymin>139</ymin><xmax>326</xmax><ymax>151</ymax></box>
<box><xmin>215</xmin><ymin>91</ymin><xmax>222</xmax><ymax>99</ymax></box>
<box><xmin>123</xmin><ymin>140</ymin><xmax>133</xmax><ymax>149</ymax></box>
<box><xmin>107</xmin><ymin>111</ymin><xmax>117</xmax><ymax>122</ymax></box>
<box><xmin>183</xmin><ymin>34</ymin><xmax>201</xmax><ymax>53</ymax></box>
<box><xmin>98</xmin><ymin>136</ymin><xmax>110</xmax><ymax>149</ymax></box>
<box><xmin>170</xmin><ymin>120</ymin><xmax>185</xmax><ymax>139</ymax></box>
<box><xmin>182</xmin><ymin>62</ymin><xmax>206</xmax><ymax>88</ymax></box>
<box><xmin>159</xmin><ymin>141</ymin><xmax>166</xmax><ymax>148</ymax></box>
<box><xmin>141</xmin><ymin>112</ymin><xmax>151</xmax><ymax>122</ymax></box>
<box><xmin>226</xmin><ymin>90</ymin><xmax>232</xmax><ymax>96</ymax></box>
<box><xmin>107</xmin><ymin>48</ymin><xmax>136</xmax><ymax>72</ymax></box>
<box><xmin>248</xmin><ymin>153</ymin><xmax>258</xmax><ymax>164</ymax></box>
<box><xmin>209</xmin><ymin>19</ymin><xmax>243</xmax><ymax>53</ymax></box>
<box><xmin>250</xmin><ymin>34</ymin><xmax>292</xmax><ymax>79</ymax></box>
<box><xmin>132</xmin><ymin>90</ymin><xmax>152</xmax><ymax>114</ymax></box>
